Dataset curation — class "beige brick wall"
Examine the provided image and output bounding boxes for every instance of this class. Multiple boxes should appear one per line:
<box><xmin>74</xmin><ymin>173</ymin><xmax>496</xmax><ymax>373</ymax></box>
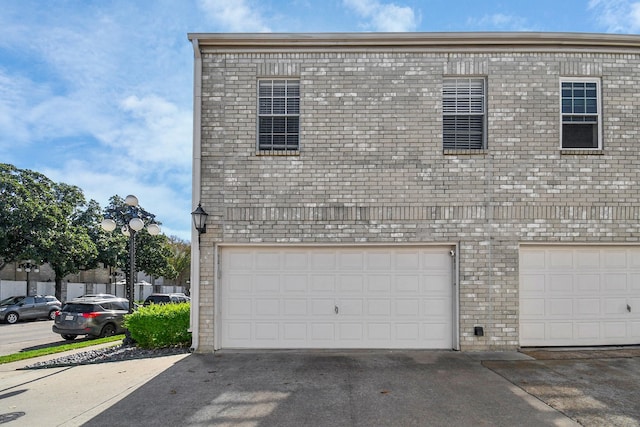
<box><xmin>195</xmin><ymin>47</ymin><xmax>640</xmax><ymax>351</ymax></box>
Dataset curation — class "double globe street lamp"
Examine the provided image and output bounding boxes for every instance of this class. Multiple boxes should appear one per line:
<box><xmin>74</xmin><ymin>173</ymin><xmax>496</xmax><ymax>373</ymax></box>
<box><xmin>100</xmin><ymin>195</ymin><xmax>160</xmax><ymax>313</ymax></box>
<box><xmin>16</xmin><ymin>260</ymin><xmax>40</xmax><ymax>296</ymax></box>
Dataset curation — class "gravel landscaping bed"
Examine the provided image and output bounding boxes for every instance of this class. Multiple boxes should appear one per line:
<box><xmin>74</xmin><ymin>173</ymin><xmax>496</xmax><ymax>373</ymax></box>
<box><xmin>22</xmin><ymin>345</ymin><xmax>191</xmax><ymax>369</ymax></box>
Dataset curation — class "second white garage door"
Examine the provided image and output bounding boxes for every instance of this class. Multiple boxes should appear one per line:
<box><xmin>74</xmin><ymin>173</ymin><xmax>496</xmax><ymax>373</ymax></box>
<box><xmin>520</xmin><ymin>245</ymin><xmax>640</xmax><ymax>346</ymax></box>
<box><xmin>219</xmin><ymin>246</ymin><xmax>455</xmax><ymax>349</ymax></box>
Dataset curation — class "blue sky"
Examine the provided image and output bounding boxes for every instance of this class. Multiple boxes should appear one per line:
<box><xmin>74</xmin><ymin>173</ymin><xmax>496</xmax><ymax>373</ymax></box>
<box><xmin>1</xmin><ymin>0</ymin><xmax>638</xmax><ymax>240</ymax></box>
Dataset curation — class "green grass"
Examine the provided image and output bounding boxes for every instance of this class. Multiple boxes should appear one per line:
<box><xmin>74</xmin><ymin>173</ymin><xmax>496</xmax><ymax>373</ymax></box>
<box><xmin>0</xmin><ymin>334</ymin><xmax>125</xmax><ymax>365</ymax></box>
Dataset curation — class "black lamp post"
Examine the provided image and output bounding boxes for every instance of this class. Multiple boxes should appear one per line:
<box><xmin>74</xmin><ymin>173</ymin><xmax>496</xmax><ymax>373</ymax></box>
<box><xmin>191</xmin><ymin>202</ymin><xmax>208</xmax><ymax>243</ymax></box>
<box><xmin>17</xmin><ymin>260</ymin><xmax>39</xmax><ymax>296</ymax></box>
<box><xmin>100</xmin><ymin>195</ymin><xmax>160</xmax><ymax>313</ymax></box>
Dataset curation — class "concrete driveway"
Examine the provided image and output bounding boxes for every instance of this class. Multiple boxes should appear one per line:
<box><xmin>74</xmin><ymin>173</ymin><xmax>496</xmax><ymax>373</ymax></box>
<box><xmin>84</xmin><ymin>351</ymin><xmax>576</xmax><ymax>427</ymax></box>
<box><xmin>4</xmin><ymin>349</ymin><xmax>639</xmax><ymax>426</ymax></box>
<box><xmin>484</xmin><ymin>347</ymin><xmax>640</xmax><ymax>427</ymax></box>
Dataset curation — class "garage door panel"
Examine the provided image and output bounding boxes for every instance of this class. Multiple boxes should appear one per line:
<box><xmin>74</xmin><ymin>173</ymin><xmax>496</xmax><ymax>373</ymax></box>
<box><xmin>311</xmin><ymin>275</ymin><xmax>335</xmax><ymax>292</ymax></box>
<box><xmin>395</xmin><ymin>299</ymin><xmax>420</xmax><ymax>316</ymax></box>
<box><xmin>423</xmin><ymin>299</ymin><xmax>450</xmax><ymax>317</ymax></box>
<box><xmin>311</xmin><ymin>323</ymin><xmax>335</xmax><ymax>340</ymax></box>
<box><xmin>283</xmin><ymin>323</ymin><xmax>306</xmax><ymax>341</ymax></box>
<box><xmin>396</xmin><ymin>275</ymin><xmax>420</xmax><ymax>292</ymax></box>
<box><xmin>423</xmin><ymin>275</ymin><xmax>450</xmax><ymax>293</ymax></box>
<box><xmin>520</xmin><ymin>246</ymin><xmax>640</xmax><ymax>346</ymax></box>
<box><xmin>283</xmin><ymin>275</ymin><xmax>307</xmax><ymax>292</ymax></box>
<box><xmin>368</xmin><ymin>324</ymin><xmax>391</xmax><ymax>341</ymax></box>
<box><xmin>338</xmin><ymin>323</ymin><xmax>364</xmax><ymax>340</ymax></box>
<box><xmin>575</xmin><ymin>322</ymin><xmax>600</xmax><ymax>340</ymax></box>
<box><xmin>255</xmin><ymin>275</ymin><xmax>279</xmax><ymax>293</ymax></box>
<box><xmin>575</xmin><ymin>298</ymin><xmax>600</xmax><ymax>316</ymax></box>
<box><xmin>549</xmin><ymin>275</ymin><xmax>573</xmax><ymax>292</ymax></box>
<box><xmin>283</xmin><ymin>299</ymin><xmax>307</xmax><ymax>316</ymax></box>
<box><xmin>227</xmin><ymin>274</ymin><xmax>252</xmax><ymax>293</ymax></box>
<box><xmin>549</xmin><ymin>299</ymin><xmax>572</xmax><ymax>316</ymax></box>
<box><xmin>255</xmin><ymin>299</ymin><xmax>279</xmax><ymax>316</ymax></box>
<box><xmin>603</xmin><ymin>274</ymin><xmax>627</xmax><ymax>291</ymax></box>
<box><xmin>221</xmin><ymin>246</ymin><xmax>454</xmax><ymax>349</ymax></box>
<box><xmin>227</xmin><ymin>299</ymin><xmax>252</xmax><ymax>316</ymax></box>
<box><xmin>368</xmin><ymin>253</ymin><xmax>392</xmax><ymax>270</ymax></box>
<box><xmin>311</xmin><ymin>299</ymin><xmax>335</xmax><ymax>316</ymax></box>
<box><xmin>255</xmin><ymin>323</ymin><xmax>278</xmax><ymax>340</ymax></box>
<box><xmin>576</xmin><ymin>251</ymin><xmax>600</xmax><ymax>269</ymax></box>
<box><xmin>367</xmin><ymin>299</ymin><xmax>391</xmax><ymax>316</ymax></box>
<box><xmin>338</xmin><ymin>275</ymin><xmax>364</xmax><ymax>292</ymax></box>
<box><xmin>339</xmin><ymin>299</ymin><xmax>363</xmax><ymax>316</ymax></box>
<box><xmin>368</xmin><ymin>275</ymin><xmax>391</xmax><ymax>292</ymax></box>
<box><xmin>575</xmin><ymin>275</ymin><xmax>600</xmax><ymax>292</ymax></box>
<box><xmin>255</xmin><ymin>252</ymin><xmax>280</xmax><ymax>270</ymax></box>
<box><xmin>549</xmin><ymin>251</ymin><xmax>573</xmax><ymax>269</ymax></box>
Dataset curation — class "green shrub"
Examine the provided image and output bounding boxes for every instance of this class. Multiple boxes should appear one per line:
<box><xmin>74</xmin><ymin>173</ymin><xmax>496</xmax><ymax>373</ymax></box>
<box><xmin>124</xmin><ymin>303</ymin><xmax>192</xmax><ymax>349</ymax></box>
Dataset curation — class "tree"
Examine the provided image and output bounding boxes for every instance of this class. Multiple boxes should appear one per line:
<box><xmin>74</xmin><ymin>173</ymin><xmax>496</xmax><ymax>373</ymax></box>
<box><xmin>0</xmin><ymin>164</ymin><xmax>58</xmax><ymax>270</ymax></box>
<box><xmin>44</xmin><ymin>183</ymin><xmax>100</xmax><ymax>300</ymax></box>
<box><xmin>0</xmin><ymin>164</ymin><xmax>100</xmax><ymax>300</ymax></box>
<box><xmin>164</xmin><ymin>236</ymin><xmax>191</xmax><ymax>289</ymax></box>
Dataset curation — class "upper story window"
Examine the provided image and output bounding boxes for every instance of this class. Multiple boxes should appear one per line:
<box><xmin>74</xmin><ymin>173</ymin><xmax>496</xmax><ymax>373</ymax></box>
<box><xmin>561</xmin><ymin>78</ymin><xmax>601</xmax><ymax>149</ymax></box>
<box><xmin>442</xmin><ymin>78</ymin><xmax>486</xmax><ymax>150</ymax></box>
<box><xmin>258</xmin><ymin>79</ymin><xmax>300</xmax><ymax>152</ymax></box>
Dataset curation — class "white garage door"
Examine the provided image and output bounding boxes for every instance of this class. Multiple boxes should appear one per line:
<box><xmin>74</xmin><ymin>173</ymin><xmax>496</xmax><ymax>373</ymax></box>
<box><xmin>520</xmin><ymin>246</ymin><xmax>640</xmax><ymax>346</ymax></box>
<box><xmin>219</xmin><ymin>246</ymin><xmax>455</xmax><ymax>349</ymax></box>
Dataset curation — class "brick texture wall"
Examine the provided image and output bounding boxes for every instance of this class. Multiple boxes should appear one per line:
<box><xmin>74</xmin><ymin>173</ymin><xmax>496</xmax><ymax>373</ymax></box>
<box><xmin>195</xmin><ymin>47</ymin><xmax>640</xmax><ymax>351</ymax></box>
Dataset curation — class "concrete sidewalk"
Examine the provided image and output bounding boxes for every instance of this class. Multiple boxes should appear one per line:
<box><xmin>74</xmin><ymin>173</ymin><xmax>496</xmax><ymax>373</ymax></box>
<box><xmin>1</xmin><ymin>350</ymin><xmax>580</xmax><ymax>427</ymax></box>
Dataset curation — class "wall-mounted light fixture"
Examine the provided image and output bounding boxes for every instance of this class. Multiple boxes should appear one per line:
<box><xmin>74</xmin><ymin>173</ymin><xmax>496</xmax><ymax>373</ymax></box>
<box><xmin>191</xmin><ymin>203</ymin><xmax>209</xmax><ymax>243</ymax></box>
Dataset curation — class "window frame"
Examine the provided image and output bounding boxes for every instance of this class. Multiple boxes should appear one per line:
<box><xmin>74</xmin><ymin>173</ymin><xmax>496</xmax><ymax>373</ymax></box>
<box><xmin>257</xmin><ymin>79</ymin><xmax>300</xmax><ymax>154</ymax></box>
<box><xmin>442</xmin><ymin>77</ymin><xmax>487</xmax><ymax>151</ymax></box>
<box><xmin>559</xmin><ymin>77</ymin><xmax>602</xmax><ymax>150</ymax></box>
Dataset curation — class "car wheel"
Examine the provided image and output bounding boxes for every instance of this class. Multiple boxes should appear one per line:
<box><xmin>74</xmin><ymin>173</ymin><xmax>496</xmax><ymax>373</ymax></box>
<box><xmin>61</xmin><ymin>334</ymin><xmax>77</xmax><ymax>340</ymax></box>
<box><xmin>5</xmin><ymin>312</ymin><xmax>19</xmax><ymax>324</ymax></box>
<box><xmin>48</xmin><ymin>310</ymin><xmax>57</xmax><ymax>320</ymax></box>
<box><xmin>100</xmin><ymin>323</ymin><xmax>116</xmax><ymax>338</ymax></box>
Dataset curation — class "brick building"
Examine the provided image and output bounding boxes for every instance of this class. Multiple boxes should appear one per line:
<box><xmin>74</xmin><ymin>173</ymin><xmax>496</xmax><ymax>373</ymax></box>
<box><xmin>188</xmin><ymin>32</ymin><xmax>640</xmax><ymax>352</ymax></box>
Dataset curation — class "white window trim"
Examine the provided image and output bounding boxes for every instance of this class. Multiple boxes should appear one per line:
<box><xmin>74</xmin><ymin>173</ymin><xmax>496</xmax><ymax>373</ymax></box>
<box><xmin>559</xmin><ymin>77</ymin><xmax>602</xmax><ymax>150</ymax></box>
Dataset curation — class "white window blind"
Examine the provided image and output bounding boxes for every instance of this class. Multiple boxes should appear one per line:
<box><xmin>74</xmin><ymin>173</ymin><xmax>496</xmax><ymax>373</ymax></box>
<box><xmin>442</xmin><ymin>78</ymin><xmax>486</xmax><ymax>150</ymax></box>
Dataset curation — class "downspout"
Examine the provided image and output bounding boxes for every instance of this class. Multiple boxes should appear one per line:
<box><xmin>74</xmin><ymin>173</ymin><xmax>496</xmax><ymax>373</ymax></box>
<box><xmin>189</xmin><ymin>38</ymin><xmax>202</xmax><ymax>352</ymax></box>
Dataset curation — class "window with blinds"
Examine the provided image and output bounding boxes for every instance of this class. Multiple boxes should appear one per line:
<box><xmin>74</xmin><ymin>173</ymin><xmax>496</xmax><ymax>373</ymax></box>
<box><xmin>442</xmin><ymin>78</ymin><xmax>486</xmax><ymax>150</ymax></box>
<box><xmin>561</xmin><ymin>79</ymin><xmax>601</xmax><ymax>149</ymax></box>
<box><xmin>258</xmin><ymin>79</ymin><xmax>300</xmax><ymax>152</ymax></box>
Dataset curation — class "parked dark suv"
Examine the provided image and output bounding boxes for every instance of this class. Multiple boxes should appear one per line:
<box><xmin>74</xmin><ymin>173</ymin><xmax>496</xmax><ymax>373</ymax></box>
<box><xmin>143</xmin><ymin>293</ymin><xmax>190</xmax><ymax>306</ymax></box>
<box><xmin>0</xmin><ymin>295</ymin><xmax>62</xmax><ymax>324</ymax></box>
<box><xmin>52</xmin><ymin>297</ymin><xmax>129</xmax><ymax>340</ymax></box>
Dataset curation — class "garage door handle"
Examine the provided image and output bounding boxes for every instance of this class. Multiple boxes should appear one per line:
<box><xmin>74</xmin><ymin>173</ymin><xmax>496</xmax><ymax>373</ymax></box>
<box><xmin>335</xmin><ymin>305</ymin><xmax>339</xmax><ymax>314</ymax></box>
<box><xmin>628</xmin><ymin>304</ymin><xmax>631</xmax><ymax>313</ymax></box>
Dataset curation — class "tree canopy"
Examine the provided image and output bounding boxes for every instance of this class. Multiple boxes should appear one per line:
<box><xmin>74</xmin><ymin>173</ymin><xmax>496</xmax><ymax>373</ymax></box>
<box><xmin>0</xmin><ymin>164</ymin><xmax>100</xmax><ymax>300</ymax></box>
<box><xmin>1</xmin><ymin>164</ymin><xmax>180</xmax><ymax>301</ymax></box>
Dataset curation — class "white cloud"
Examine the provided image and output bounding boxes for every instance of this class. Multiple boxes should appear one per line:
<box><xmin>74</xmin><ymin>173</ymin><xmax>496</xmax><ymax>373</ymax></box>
<box><xmin>114</xmin><ymin>95</ymin><xmax>192</xmax><ymax>169</ymax></box>
<box><xmin>589</xmin><ymin>0</ymin><xmax>640</xmax><ymax>32</ymax></box>
<box><xmin>197</xmin><ymin>0</ymin><xmax>271</xmax><ymax>32</ymax></box>
<box><xmin>343</xmin><ymin>0</ymin><xmax>418</xmax><ymax>31</ymax></box>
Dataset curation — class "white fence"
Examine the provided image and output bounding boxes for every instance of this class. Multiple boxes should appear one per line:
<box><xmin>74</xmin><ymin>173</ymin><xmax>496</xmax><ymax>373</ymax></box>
<box><xmin>1</xmin><ymin>280</ymin><xmax>185</xmax><ymax>302</ymax></box>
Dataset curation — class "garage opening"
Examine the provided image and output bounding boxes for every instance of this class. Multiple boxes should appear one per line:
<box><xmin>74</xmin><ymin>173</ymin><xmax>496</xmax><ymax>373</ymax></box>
<box><xmin>218</xmin><ymin>245</ymin><xmax>456</xmax><ymax>349</ymax></box>
<box><xmin>520</xmin><ymin>245</ymin><xmax>640</xmax><ymax>347</ymax></box>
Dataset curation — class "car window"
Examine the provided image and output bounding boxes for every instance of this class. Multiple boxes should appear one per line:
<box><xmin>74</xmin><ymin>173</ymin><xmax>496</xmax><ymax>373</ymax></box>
<box><xmin>1</xmin><ymin>296</ymin><xmax>24</xmax><ymax>306</ymax></box>
<box><xmin>23</xmin><ymin>297</ymin><xmax>35</xmax><ymax>305</ymax></box>
<box><xmin>112</xmin><ymin>301</ymin><xmax>128</xmax><ymax>310</ymax></box>
<box><xmin>62</xmin><ymin>303</ymin><xmax>96</xmax><ymax>313</ymax></box>
<box><xmin>35</xmin><ymin>297</ymin><xmax>45</xmax><ymax>304</ymax></box>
